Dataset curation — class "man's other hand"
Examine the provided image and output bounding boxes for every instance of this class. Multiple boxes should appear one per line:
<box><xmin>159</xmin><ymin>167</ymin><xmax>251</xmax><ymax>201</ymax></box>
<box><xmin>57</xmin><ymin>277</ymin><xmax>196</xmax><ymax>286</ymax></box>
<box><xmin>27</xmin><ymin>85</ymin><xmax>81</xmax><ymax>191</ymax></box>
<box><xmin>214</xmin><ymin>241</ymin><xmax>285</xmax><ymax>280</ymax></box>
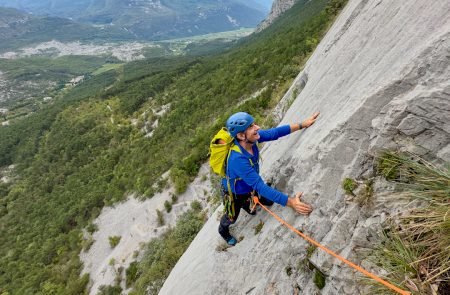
<box><xmin>287</xmin><ymin>192</ymin><xmax>312</xmax><ymax>215</ymax></box>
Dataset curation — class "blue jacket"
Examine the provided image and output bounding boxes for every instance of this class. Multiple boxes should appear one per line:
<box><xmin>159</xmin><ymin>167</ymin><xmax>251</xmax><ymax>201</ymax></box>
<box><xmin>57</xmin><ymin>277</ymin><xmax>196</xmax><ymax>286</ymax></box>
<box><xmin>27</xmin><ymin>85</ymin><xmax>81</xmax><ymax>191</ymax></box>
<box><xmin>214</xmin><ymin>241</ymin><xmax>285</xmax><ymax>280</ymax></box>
<box><xmin>221</xmin><ymin>125</ymin><xmax>291</xmax><ymax>206</ymax></box>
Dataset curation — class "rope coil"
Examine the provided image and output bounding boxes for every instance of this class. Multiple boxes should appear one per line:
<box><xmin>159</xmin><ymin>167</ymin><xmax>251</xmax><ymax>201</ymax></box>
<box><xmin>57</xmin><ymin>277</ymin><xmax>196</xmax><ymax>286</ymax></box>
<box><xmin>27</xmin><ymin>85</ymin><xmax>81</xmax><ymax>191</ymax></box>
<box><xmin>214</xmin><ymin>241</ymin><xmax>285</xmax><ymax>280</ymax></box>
<box><xmin>252</xmin><ymin>196</ymin><xmax>411</xmax><ymax>295</ymax></box>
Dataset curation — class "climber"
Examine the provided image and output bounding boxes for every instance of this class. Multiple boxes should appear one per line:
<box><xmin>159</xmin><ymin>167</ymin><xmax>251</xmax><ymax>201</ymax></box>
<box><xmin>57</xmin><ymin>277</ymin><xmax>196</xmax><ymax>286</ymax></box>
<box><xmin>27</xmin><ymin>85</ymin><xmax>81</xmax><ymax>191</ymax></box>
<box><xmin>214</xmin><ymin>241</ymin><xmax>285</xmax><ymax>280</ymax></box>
<box><xmin>218</xmin><ymin>111</ymin><xmax>320</xmax><ymax>246</ymax></box>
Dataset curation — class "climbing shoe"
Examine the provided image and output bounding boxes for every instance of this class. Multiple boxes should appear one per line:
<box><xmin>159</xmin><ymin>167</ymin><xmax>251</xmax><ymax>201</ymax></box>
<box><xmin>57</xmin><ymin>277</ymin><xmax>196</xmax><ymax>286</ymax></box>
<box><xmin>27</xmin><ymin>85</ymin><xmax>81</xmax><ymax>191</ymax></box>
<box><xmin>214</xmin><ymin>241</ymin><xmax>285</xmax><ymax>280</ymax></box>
<box><xmin>226</xmin><ymin>236</ymin><xmax>237</xmax><ymax>246</ymax></box>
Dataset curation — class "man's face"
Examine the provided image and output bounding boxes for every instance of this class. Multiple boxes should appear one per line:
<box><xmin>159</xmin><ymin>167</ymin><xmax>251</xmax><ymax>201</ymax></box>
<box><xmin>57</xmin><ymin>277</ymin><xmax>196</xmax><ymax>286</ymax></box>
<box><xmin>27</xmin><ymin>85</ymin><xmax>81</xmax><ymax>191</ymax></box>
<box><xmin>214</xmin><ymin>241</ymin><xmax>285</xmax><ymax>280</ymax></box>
<box><xmin>243</xmin><ymin>122</ymin><xmax>260</xmax><ymax>142</ymax></box>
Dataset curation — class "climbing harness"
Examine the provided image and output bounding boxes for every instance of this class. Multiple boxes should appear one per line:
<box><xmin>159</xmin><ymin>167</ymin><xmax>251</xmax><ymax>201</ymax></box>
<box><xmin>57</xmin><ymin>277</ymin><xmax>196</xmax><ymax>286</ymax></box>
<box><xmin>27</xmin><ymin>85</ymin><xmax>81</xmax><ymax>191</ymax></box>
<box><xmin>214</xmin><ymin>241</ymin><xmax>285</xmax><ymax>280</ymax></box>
<box><xmin>222</xmin><ymin>190</ymin><xmax>256</xmax><ymax>220</ymax></box>
<box><xmin>251</xmin><ymin>196</ymin><xmax>411</xmax><ymax>295</ymax></box>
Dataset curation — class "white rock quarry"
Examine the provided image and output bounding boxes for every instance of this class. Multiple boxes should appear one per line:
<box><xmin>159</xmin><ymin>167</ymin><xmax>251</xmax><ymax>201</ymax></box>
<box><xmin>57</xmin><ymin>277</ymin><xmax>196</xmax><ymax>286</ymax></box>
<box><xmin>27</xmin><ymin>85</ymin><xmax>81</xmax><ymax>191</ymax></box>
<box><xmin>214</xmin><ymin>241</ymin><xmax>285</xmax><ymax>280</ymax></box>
<box><xmin>80</xmin><ymin>164</ymin><xmax>214</xmax><ymax>294</ymax></box>
<box><xmin>160</xmin><ymin>1</ymin><xmax>450</xmax><ymax>294</ymax></box>
<box><xmin>0</xmin><ymin>41</ymin><xmax>155</xmax><ymax>61</ymax></box>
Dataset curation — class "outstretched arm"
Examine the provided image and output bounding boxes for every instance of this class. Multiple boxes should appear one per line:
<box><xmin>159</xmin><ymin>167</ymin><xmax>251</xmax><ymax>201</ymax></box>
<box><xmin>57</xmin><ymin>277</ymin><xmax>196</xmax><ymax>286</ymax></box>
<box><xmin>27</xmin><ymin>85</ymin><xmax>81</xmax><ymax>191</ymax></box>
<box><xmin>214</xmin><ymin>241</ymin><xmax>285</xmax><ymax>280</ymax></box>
<box><xmin>290</xmin><ymin>112</ymin><xmax>320</xmax><ymax>132</ymax></box>
<box><xmin>258</xmin><ymin>112</ymin><xmax>320</xmax><ymax>142</ymax></box>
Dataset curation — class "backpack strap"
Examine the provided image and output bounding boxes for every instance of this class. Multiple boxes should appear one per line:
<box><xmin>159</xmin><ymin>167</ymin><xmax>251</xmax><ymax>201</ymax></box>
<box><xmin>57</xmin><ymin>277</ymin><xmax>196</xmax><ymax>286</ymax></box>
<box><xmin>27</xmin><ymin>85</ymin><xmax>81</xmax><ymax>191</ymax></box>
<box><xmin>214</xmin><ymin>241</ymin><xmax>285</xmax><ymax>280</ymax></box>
<box><xmin>225</xmin><ymin>144</ymin><xmax>255</xmax><ymax>196</ymax></box>
<box><xmin>225</xmin><ymin>144</ymin><xmax>240</xmax><ymax>218</ymax></box>
<box><xmin>224</xmin><ymin>143</ymin><xmax>261</xmax><ymax>219</ymax></box>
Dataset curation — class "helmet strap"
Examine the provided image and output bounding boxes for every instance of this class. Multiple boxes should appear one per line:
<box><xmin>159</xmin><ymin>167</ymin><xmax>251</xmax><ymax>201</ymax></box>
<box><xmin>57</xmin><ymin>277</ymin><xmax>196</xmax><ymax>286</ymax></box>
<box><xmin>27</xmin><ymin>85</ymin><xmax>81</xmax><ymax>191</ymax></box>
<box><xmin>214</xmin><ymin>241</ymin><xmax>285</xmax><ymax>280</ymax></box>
<box><xmin>243</xmin><ymin>133</ymin><xmax>255</xmax><ymax>145</ymax></box>
<box><xmin>237</xmin><ymin>132</ymin><xmax>255</xmax><ymax>145</ymax></box>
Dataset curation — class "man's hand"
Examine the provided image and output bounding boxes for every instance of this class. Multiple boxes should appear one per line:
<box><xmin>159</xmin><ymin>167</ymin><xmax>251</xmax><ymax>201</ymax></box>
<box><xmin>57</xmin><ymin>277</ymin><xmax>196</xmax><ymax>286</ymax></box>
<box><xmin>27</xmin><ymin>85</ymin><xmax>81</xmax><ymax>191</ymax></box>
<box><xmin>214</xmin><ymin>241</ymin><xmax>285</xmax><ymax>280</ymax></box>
<box><xmin>301</xmin><ymin>112</ymin><xmax>320</xmax><ymax>129</ymax></box>
<box><xmin>287</xmin><ymin>192</ymin><xmax>312</xmax><ymax>215</ymax></box>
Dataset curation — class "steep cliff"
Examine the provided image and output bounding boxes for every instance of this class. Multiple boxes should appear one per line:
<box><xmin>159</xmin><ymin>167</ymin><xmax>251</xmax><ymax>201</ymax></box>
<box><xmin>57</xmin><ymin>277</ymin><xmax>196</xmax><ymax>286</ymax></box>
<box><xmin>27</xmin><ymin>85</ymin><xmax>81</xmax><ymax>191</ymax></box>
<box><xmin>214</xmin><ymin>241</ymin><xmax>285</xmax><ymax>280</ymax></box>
<box><xmin>160</xmin><ymin>0</ymin><xmax>450</xmax><ymax>294</ymax></box>
<box><xmin>256</xmin><ymin>0</ymin><xmax>297</xmax><ymax>32</ymax></box>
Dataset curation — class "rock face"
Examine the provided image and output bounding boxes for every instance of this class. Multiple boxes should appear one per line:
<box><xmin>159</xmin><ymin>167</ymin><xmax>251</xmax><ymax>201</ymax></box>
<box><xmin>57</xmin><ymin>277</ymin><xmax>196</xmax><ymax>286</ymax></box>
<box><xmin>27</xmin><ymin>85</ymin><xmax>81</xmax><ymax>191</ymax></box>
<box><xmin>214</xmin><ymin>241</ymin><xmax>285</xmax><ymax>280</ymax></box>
<box><xmin>160</xmin><ymin>0</ymin><xmax>450</xmax><ymax>294</ymax></box>
<box><xmin>256</xmin><ymin>0</ymin><xmax>296</xmax><ymax>32</ymax></box>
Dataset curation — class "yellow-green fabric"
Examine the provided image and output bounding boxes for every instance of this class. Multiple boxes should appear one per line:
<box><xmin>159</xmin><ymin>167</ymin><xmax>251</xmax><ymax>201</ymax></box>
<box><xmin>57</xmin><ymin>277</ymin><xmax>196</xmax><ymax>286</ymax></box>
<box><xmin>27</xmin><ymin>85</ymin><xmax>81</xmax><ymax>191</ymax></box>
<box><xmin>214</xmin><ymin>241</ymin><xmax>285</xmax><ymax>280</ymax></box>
<box><xmin>209</xmin><ymin>127</ymin><xmax>235</xmax><ymax>177</ymax></box>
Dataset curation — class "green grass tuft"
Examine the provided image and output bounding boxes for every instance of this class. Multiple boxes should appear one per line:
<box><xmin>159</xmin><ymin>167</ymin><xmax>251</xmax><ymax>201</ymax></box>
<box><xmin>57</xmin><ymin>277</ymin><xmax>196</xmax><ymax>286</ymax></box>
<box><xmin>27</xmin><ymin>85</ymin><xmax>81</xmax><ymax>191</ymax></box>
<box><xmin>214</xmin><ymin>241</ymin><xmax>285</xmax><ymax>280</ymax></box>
<box><xmin>342</xmin><ymin>177</ymin><xmax>358</xmax><ymax>195</ymax></box>
<box><xmin>313</xmin><ymin>269</ymin><xmax>326</xmax><ymax>289</ymax></box>
<box><xmin>254</xmin><ymin>220</ymin><xmax>264</xmax><ymax>235</ymax></box>
<box><xmin>306</xmin><ymin>245</ymin><xmax>317</xmax><ymax>258</ymax></box>
<box><xmin>126</xmin><ymin>261</ymin><xmax>139</xmax><ymax>288</ymax></box>
<box><xmin>190</xmin><ymin>200</ymin><xmax>202</xmax><ymax>211</ymax></box>
<box><xmin>109</xmin><ymin>236</ymin><xmax>121</xmax><ymax>248</ymax></box>
<box><xmin>164</xmin><ymin>200</ymin><xmax>172</xmax><ymax>213</ymax></box>
<box><xmin>367</xmin><ymin>151</ymin><xmax>450</xmax><ymax>294</ymax></box>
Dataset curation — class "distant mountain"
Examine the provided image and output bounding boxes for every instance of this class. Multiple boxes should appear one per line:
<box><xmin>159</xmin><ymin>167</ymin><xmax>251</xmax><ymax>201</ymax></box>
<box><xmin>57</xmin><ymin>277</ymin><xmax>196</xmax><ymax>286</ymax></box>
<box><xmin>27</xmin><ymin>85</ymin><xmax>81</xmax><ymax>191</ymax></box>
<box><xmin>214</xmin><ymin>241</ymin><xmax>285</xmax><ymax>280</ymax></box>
<box><xmin>0</xmin><ymin>7</ymin><xmax>135</xmax><ymax>52</ymax></box>
<box><xmin>0</xmin><ymin>0</ymin><xmax>270</xmax><ymax>40</ymax></box>
<box><xmin>256</xmin><ymin>0</ymin><xmax>296</xmax><ymax>32</ymax></box>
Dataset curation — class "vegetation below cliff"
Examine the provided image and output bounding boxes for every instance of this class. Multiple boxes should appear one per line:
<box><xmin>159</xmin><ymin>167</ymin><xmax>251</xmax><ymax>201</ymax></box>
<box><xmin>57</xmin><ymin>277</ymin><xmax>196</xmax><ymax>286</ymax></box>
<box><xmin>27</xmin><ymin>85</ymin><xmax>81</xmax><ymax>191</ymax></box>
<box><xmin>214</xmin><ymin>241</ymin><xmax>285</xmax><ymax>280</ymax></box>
<box><xmin>0</xmin><ymin>0</ymin><xmax>348</xmax><ymax>293</ymax></box>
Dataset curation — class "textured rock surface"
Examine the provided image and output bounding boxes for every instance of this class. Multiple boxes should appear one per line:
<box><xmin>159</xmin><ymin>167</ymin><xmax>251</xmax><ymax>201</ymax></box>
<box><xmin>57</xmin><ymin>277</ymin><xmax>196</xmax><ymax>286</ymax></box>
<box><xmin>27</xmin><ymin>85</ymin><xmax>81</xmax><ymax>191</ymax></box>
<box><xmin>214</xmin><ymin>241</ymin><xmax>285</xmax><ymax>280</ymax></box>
<box><xmin>160</xmin><ymin>0</ymin><xmax>450</xmax><ymax>294</ymax></box>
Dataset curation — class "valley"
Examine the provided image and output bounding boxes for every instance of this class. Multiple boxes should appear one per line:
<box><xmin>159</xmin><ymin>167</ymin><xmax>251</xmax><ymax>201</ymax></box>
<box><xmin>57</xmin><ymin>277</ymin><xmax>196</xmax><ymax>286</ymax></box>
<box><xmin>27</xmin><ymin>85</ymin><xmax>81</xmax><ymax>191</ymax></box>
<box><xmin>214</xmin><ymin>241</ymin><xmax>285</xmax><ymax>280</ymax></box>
<box><xmin>0</xmin><ymin>28</ymin><xmax>253</xmax><ymax>124</ymax></box>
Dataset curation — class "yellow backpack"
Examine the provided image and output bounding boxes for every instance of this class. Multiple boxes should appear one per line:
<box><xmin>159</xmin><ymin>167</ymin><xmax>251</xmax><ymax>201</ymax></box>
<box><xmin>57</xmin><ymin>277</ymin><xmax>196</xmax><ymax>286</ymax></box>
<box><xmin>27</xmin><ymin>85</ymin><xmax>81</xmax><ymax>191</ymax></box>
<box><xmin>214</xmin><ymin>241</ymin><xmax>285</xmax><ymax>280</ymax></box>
<box><xmin>209</xmin><ymin>128</ymin><xmax>241</xmax><ymax>177</ymax></box>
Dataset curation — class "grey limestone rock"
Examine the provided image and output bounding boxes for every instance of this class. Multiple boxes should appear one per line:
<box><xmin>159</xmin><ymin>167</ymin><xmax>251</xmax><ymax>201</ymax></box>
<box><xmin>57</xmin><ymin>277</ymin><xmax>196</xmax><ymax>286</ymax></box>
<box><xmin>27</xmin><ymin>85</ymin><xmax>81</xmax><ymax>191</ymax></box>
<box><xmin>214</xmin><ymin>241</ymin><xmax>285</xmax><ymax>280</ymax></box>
<box><xmin>397</xmin><ymin>114</ymin><xmax>431</xmax><ymax>136</ymax></box>
<box><xmin>160</xmin><ymin>1</ymin><xmax>450</xmax><ymax>294</ymax></box>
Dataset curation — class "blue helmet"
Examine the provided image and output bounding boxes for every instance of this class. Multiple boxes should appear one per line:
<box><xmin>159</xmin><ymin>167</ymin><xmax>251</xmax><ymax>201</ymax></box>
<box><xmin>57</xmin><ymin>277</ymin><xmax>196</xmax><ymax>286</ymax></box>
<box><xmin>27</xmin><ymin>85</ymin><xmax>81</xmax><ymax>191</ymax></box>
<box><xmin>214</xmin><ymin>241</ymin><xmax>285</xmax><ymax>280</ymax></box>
<box><xmin>226</xmin><ymin>112</ymin><xmax>254</xmax><ymax>137</ymax></box>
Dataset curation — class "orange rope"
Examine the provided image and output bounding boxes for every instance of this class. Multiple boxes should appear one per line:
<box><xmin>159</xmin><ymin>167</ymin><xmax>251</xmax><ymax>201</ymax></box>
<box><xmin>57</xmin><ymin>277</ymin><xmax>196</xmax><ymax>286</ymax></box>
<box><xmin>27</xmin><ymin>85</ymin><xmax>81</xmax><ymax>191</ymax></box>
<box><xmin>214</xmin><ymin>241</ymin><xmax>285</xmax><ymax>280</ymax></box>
<box><xmin>252</xmin><ymin>196</ymin><xmax>411</xmax><ymax>295</ymax></box>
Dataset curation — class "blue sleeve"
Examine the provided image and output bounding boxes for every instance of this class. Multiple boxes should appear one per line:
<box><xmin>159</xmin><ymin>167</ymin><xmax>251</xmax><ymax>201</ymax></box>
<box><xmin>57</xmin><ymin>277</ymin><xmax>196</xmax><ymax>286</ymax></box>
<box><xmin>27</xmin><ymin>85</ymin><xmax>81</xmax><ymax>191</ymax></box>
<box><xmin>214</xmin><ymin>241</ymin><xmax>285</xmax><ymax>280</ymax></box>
<box><xmin>258</xmin><ymin>125</ymin><xmax>291</xmax><ymax>143</ymax></box>
<box><xmin>231</xmin><ymin>154</ymin><xmax>288</xmax><ymax>206</ymax></box>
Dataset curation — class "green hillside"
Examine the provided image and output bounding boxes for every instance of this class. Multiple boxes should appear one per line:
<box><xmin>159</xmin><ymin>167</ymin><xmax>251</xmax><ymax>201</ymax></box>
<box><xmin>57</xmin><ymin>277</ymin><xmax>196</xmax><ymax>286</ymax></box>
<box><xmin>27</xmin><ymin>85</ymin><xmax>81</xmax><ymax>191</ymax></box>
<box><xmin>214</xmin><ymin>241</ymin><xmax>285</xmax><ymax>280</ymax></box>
<box><xmin>0</xmin><ymin>55</ymin><xmax>121</xmax><ymax>123</ymax></box>
<box><xmin>0</xmin><ymin>7</ymin><xmax>135</xmax><ymax>52</ymax></box>
<box><xmin>0</xmin><ymin>0</ymin><xmax>347</xmax><ymax>293</ymax></box>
